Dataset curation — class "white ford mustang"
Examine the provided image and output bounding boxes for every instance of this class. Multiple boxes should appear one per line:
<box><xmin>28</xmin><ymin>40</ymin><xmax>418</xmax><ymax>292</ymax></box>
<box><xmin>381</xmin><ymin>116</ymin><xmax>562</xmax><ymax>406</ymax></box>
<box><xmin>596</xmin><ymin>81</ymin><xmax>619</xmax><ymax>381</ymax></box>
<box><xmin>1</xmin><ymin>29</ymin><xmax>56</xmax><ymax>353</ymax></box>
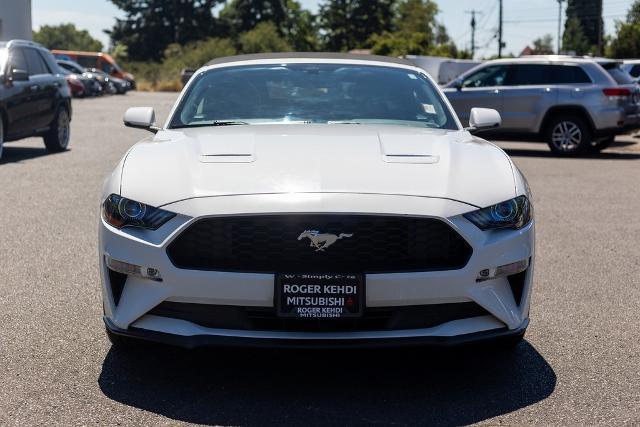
<box><xmin>100</xmin><ymin>53</ymin><xmax>534</xmax><ymax>348</ymax></box>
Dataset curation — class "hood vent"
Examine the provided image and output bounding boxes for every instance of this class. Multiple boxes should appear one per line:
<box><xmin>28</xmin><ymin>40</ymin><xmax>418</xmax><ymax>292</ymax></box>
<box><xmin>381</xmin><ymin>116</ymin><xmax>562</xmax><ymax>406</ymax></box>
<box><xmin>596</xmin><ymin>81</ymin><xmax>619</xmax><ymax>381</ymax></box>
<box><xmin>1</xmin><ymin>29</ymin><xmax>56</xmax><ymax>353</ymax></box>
<box><xmin>379</xmin><ymin>132</ymin><xmax>441</xmax><ymax>164</ymax></box>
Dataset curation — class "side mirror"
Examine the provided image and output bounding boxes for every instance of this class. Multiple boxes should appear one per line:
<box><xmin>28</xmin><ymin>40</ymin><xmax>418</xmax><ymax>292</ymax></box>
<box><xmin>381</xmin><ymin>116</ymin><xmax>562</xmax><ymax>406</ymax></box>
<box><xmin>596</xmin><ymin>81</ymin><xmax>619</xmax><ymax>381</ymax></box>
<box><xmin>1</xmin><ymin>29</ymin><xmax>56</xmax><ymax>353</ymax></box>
<box><xmin>123</xmin><ymin>107</ymin><xmax>158</xmax><ymax>133</ymax></box>
<box><xmin>9</xmin><ymin>68</ymin><xmax>29</xmax><ymax>82</ymax></box>
<box><xmin>466</xmin><ymin>108</ymin><xmax>501</xmax><ymax>133</ymax></box>
<box><xmin>452</xmin><ymin>78</ymin><xmax>463</xmax><ymax>90</ymax></box>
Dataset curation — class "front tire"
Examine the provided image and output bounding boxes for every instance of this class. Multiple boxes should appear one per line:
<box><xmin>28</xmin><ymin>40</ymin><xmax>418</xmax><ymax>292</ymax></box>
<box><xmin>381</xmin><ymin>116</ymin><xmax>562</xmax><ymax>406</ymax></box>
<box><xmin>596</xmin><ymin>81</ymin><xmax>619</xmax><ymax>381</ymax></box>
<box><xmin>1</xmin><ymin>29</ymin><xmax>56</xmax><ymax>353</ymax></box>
<box><xmin>43</xmin><ymin>107</ymin><xmax>70</xmax><ymax>153</ymax></box>
<box><xmin>545</xmin><ymin>115</ymin><xmax>591</xmax><ymax>156</ymax></box>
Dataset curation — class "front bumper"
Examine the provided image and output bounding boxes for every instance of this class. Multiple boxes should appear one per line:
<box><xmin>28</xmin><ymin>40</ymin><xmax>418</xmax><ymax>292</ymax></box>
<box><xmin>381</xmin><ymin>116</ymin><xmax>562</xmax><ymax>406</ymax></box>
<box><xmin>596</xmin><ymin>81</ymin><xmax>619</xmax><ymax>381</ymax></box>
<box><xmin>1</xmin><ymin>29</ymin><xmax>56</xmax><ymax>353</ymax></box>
<box><xmin>100</xmin><ymin>193</ymin><xmax>535</xmax><ymax>347</ymax></box>
<box><xmin>104</xmin><ymin>316</ymin><xmax>529</xmax><ymax>349</ymax></box>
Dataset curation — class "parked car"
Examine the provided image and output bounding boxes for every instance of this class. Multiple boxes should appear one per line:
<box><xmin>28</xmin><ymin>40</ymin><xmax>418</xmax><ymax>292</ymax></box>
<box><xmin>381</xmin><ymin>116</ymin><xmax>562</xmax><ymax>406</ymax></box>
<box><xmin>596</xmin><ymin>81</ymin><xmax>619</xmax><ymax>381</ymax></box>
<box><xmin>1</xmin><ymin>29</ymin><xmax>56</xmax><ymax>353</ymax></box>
<box><xmin>0</xmin><ymin>40</ymin><xmax>72</xmax><ymax>160</ymax></box>
<box><xmin>64</xmin><ymin>72</ymin><xmax>85</xmax><ymax>97</ymax></box>
<box><xmin>621</xmin><ymin>59</ymin><xmax>640</xmax><ymax>79</ymax></box>
<box><xmin>101</xmin><ymin>53</ymin><xmax>534</xmax><ymax>350</ymax></box>
<box><xmin>86</xmin><ymin>68</ymin><xmax>130</xmax><ymax>94</ymax></box>
<box><xmin>56</xmin><ymin>59</ymin><xmax>102</xmax><ymax>96</ymax></box>
<box><xmin>51</xmin><ymin>50</ymin><xmax>136</xmax><ymax>89</ymax></box>
<box><xmin>443</xmin><ymin>56</ymin><xmax>640</xmax><ymax>155</ymax></box>
<box><xmin>404</xmin><ymin>55</ymin><xmax>481</xmax><ymax>85</ymax></box>
<box><xmin>59</xmin><ymin>61</ymin><xmax>116</xmax><ymax>95</ymax></box>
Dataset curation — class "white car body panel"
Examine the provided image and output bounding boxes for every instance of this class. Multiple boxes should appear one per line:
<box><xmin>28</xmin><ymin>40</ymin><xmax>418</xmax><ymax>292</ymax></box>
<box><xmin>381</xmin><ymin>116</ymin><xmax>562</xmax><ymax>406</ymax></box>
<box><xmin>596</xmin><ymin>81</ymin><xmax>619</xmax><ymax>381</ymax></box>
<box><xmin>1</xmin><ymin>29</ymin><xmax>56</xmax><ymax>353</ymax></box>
<box><xmin>120</xmin><ymin>125</ymin><xmax>515</xmax><ymax>209</ymax></box>
<box><xmin>100</xmin><ymin>55</ymin><xmax>534</xmax><ymax>347</ymax></box>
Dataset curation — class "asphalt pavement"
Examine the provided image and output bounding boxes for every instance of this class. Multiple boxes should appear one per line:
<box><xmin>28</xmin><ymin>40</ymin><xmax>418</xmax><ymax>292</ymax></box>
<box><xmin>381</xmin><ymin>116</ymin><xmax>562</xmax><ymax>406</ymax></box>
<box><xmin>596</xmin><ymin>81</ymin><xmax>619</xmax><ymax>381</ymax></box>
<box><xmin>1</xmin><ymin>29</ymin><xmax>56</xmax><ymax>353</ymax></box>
<box><xmin>0</xmin><ymin>92</ymin><xmax>638</xmax><ymax>426</ymax></box>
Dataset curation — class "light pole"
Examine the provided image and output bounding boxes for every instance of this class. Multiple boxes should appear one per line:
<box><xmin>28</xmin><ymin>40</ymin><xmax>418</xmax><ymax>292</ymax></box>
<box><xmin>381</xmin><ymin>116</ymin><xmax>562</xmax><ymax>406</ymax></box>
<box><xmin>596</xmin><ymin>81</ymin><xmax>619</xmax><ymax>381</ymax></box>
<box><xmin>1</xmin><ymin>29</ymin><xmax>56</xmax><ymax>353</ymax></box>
<box><xmin>557</xmin><ymin>0</ymin><xmax>564</xmax><ymax>54</ymax></box>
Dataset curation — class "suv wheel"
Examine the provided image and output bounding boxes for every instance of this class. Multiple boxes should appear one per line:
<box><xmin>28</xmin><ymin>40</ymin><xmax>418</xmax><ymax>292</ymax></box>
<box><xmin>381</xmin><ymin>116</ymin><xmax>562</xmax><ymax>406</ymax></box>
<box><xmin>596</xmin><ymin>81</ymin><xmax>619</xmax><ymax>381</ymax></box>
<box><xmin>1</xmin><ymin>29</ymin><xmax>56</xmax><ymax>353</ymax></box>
<box><xmin>545</xmin><ymin>115</ymin><xmax>591</xmax><ymax>155</ymax></box>
<box><xmin>44</xmin><ymin>107</ymin><xmax>70</xmax><ymax>152</ymax></box>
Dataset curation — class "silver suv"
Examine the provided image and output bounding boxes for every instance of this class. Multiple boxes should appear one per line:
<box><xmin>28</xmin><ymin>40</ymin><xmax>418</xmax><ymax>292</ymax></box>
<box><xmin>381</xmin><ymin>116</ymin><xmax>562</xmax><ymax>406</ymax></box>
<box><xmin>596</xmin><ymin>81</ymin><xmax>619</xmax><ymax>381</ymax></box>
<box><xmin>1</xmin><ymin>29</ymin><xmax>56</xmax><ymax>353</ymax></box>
<box><xmin>443</xmin><ymin>56</ymin><xmax>640</xmax><ymax>155</ymax></box>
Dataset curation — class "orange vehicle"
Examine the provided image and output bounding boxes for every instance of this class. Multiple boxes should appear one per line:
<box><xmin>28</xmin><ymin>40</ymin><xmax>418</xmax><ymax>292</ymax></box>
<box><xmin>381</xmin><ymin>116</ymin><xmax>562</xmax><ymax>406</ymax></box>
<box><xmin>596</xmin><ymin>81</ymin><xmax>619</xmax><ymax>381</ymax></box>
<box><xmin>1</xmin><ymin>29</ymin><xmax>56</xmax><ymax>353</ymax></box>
<box><xmin>51</xmin><ymin>50</ymin><xmax>135</xmax><ymax>88</ymax></box>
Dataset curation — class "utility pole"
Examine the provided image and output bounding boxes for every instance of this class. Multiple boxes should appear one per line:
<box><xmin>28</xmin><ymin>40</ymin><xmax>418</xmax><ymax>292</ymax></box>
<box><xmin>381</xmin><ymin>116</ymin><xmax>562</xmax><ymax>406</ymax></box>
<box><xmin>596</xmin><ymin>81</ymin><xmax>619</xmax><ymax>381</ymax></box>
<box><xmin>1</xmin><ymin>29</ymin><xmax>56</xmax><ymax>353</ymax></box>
<box><xmin>498</xmin><ymin>0</ymin><xmax>504</xmax><ymax>58</ymax></box>
<box><xmin>465</xmin><ymin>10</ymin><xmax>482</xmax><ymax>59</ymax></box>
<box><xmin>557</xmin><ymin>0</ymin><xmax>564</xmax><ymax>54</ymax></box>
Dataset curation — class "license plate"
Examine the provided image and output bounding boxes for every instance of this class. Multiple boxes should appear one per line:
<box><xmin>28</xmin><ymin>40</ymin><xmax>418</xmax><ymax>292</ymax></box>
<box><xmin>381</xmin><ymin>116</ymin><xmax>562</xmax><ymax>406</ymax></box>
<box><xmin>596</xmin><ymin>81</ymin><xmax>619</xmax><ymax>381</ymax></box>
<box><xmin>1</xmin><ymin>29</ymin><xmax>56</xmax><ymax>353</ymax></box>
<box><xmin>276</xmin><ymin>273</ymin><xmax>364</xmax><ymax>318</ymax></box>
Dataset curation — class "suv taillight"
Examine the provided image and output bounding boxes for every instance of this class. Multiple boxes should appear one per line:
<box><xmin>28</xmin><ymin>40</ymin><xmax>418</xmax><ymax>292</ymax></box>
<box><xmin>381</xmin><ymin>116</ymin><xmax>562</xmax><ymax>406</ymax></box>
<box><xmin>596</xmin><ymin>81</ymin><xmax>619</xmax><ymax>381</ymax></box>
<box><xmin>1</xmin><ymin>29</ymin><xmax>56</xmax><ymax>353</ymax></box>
<box><xmin>603</xmin><ymin>88</ymin><xmax>631</xmax><ymax>97</ymax></box>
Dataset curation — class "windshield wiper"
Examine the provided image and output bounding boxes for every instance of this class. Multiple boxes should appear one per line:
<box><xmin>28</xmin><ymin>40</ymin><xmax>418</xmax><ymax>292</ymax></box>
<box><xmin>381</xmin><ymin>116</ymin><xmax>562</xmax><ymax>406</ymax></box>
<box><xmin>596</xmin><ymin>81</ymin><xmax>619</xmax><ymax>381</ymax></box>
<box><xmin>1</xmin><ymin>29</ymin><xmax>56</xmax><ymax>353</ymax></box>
<box><xmin>172</xmin><ymin>121</ymin><xmax>249</xmax><ymax>129</ymax></box>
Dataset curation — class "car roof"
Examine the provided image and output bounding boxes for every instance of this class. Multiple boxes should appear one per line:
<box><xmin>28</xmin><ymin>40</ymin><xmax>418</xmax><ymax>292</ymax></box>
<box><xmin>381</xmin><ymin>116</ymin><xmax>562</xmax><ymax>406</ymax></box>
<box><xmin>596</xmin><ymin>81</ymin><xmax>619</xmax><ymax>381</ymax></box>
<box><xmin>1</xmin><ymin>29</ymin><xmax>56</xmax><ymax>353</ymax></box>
<box><xmin>1</xmin><ymin>39</ymin><xmax>46</xmax><ymax>50</ymax></box>
<box><xmin>205</xmin><ymin>52</ymin><xmax>414</xmax><ymax>67</ymax></box>
<box><xmin>484</xmin><ymin>55</ymin><xmax>620</xmax><ymax>65</ymax></box>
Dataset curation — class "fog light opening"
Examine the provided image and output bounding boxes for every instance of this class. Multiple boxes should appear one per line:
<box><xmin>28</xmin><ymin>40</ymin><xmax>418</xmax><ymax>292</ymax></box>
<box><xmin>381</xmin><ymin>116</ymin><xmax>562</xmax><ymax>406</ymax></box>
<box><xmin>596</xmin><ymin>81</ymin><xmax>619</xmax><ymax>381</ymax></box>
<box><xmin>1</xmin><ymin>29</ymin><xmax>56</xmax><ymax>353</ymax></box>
<box><xmin>105</xmin><ymin>255</ymin><xmax>163</xmax><ymax>282</ymax></box>
<box><xmin>476</xmin><ymin>258</ymin><xmax>529</xmax><ymax>282</ymax></box>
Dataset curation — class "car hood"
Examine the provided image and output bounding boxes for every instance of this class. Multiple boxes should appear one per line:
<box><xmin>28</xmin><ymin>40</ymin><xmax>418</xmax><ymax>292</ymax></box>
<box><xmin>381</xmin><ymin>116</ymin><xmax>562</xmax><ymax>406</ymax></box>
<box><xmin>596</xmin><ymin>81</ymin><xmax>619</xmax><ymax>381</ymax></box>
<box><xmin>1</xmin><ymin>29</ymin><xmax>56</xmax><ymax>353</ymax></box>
<box><xmin>120</xmin><ymin>124</ymin><xmax>516</xmax><ymax>209</ymax></box>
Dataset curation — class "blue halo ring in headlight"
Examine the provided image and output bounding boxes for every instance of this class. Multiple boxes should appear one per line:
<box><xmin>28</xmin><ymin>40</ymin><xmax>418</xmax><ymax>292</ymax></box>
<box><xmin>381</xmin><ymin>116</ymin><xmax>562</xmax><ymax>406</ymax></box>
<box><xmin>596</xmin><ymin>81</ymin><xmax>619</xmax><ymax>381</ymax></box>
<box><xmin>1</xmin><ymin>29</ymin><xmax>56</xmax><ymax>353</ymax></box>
<box><xmin>490</xmin><ymin>199</ymin><xmax>518</xmax><ymax>222</ymax></box>
<box><xmin>118</xmin><ymin>198</ymin><xmax>146</xmax><ymax>220</ymax></box>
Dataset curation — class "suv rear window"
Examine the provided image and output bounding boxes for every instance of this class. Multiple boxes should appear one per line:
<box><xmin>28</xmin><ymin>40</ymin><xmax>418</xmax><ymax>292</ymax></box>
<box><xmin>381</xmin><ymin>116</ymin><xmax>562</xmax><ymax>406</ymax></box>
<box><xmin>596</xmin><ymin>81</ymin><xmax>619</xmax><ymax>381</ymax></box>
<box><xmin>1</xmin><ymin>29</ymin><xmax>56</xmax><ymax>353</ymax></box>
<box><xmin>599</xmin><ymin>62</ymin><xmax>634</xmax><ymax>84</ymax></box>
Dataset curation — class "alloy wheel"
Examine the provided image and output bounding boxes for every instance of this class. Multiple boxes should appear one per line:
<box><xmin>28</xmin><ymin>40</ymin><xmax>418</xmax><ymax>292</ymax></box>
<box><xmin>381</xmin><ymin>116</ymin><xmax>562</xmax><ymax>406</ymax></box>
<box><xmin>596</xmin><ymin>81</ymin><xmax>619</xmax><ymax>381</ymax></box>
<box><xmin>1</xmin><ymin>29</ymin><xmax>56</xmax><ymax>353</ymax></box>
<box><xmin>58</xmin><ymin>110</ymin><xmax>70</xmax><ymax>149</ymax></box>
<box><xmin>551</xmin><ymin>121</ymin><xmax>582</xmax><ymax>152</ymax></box>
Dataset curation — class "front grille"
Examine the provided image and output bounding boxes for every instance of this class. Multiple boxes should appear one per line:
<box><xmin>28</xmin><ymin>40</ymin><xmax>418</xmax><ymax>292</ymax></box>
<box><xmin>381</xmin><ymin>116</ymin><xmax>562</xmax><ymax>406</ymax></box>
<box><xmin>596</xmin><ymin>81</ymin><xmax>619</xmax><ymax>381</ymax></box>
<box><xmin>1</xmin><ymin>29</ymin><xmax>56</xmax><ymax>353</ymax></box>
<box><xmin>148</xmin><ymin>301</ymin><xmax>490</xmax><ymax>332</ymax></box>
<box><xmin>167</xmin><ymin>215</ymin><xmax>472</xmax><ymax>273</ymax></box>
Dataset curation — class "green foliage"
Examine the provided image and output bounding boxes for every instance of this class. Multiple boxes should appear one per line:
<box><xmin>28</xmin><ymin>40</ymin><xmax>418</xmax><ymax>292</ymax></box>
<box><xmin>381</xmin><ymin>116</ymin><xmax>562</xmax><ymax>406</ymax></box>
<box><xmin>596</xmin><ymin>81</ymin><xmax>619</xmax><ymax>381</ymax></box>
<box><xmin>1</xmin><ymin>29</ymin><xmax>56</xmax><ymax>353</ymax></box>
<box><xmin>564</xmin><ymin>0</ymin><xmax>603</xmax><ymax>55</ymax></box>
<box><xmin>369</xmin><ymin>0</ymin><xmax>459</xmax><ymax>58</ymax></box>
<box><xmin>110</xmin><ymin>43</ymin><xmax>129</xmax><ymax>63</ymax></box>
<box><xmin>369</xmin><ymin>31</ymin><xmax>431</xmax><ymax>56</ymax></box>
<box><xmin>33</xmin><ymin>23</ymin><xmax>103</xmax><ymax>51</ymax></box>
<box><xmin>396</xmin><ymin>0</ymin><xmax>438</xmax><ymax>35</ymax></box>
<box><xmin>318</xmin><ymin>0</ymin><xmax>395</xmax><ymax>51</ymax></box>
<box><xmin>239</xmin><ymin>22</ymin><xmax>292</xmax><ymax>53</ymax></box>
<box><xmin>219</xmin><ymin>0</ymin><xmax>286</xmax><ymax>35</ymax></box>
<box><xmin>563</xmin><ymin>17</ymin><xmax>590</xmax><ymax>55</ymax></box>
<box><xmin>108</xmin><ymin>0</ymin><xmax>220</xmax><ymax>61</ymax></box>
<box><xmin>531</xmin><ymin>34</ymin><xmax>555</xmax><ymax>55</ymax></box>
<box><xmin>607</xmin><ymin>0</ymin><xmax>640</xmax><ymax>58</ymax></box>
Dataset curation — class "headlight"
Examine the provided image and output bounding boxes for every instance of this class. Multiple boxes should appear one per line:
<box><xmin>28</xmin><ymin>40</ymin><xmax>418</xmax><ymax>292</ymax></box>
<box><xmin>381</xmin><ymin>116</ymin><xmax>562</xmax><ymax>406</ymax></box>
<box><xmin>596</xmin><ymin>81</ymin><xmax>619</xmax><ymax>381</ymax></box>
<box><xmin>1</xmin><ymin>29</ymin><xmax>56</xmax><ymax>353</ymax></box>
<box><xmin>464</xmin><ymin>196</ymin><xmax>532</xmax><ymax>230</ymax></box>
<box><xmin>102</xmin><ymin>194</ymin><xmax>175</xmax><ymax>230</ymax></box>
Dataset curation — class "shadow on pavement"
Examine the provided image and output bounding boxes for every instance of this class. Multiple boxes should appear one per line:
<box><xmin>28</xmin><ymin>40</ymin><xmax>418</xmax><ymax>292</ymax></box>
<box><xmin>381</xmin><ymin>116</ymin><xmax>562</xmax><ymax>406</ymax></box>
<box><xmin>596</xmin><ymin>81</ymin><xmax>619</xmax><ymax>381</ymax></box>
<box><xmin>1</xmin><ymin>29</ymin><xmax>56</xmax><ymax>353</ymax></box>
<box><xmin>503</xmin><ymin>147</ymin><xmax>640</xmax><ymax>160</ymax></box>
<box><xmin>0</xmin><ymin>146</ymin><xmax>65</xmax><ymax>164</ymax></box>
<box><xmin>99</xmin><ymin>340</ymin><xmax>556</xmax><ymax>426</ymax></box>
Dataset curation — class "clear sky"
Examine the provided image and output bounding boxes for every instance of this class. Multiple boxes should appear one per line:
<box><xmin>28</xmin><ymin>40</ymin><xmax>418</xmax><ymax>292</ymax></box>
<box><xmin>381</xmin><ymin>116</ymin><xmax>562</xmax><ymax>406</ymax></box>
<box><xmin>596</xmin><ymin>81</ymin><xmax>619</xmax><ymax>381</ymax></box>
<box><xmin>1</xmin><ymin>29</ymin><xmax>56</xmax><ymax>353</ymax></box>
<box><xmin>32</xmin><ymin>0</ymin><xmax>636</xmax><ymax>58</ymax></box>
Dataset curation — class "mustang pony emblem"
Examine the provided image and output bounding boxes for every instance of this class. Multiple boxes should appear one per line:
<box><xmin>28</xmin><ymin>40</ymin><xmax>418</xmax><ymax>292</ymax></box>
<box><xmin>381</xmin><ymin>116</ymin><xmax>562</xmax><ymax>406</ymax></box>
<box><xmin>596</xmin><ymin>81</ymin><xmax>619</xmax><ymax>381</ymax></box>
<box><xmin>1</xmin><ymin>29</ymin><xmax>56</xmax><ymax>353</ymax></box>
<box><xmin>297</xmin><ymin>230</ymin><xmax>353</xmax><ymax>252</ymax></box>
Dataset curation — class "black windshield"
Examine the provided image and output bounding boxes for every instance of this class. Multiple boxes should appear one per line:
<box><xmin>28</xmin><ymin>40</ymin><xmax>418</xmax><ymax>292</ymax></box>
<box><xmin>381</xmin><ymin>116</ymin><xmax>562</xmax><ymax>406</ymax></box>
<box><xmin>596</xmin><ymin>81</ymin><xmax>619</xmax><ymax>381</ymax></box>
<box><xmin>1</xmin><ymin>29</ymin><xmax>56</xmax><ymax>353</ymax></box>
<box><xmin>169</xmin><ymin>64</ymin><xmax>458</xmax><ymax>130</ymax></box>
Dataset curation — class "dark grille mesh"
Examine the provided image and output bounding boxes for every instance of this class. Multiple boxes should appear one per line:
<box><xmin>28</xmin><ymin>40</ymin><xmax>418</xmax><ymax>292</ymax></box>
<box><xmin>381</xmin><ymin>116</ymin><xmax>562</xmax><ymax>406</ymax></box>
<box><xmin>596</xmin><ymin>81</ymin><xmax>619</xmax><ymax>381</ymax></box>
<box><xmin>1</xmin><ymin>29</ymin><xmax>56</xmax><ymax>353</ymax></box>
<box><xmin>167</xmin><ymin>215</ymin><xmax>472</xmax><ymax>273</ymax></box>
<box><xmin>148</xmin><ymin>301</ymin><xmax>490</xmax><ymax>332</ymax></box>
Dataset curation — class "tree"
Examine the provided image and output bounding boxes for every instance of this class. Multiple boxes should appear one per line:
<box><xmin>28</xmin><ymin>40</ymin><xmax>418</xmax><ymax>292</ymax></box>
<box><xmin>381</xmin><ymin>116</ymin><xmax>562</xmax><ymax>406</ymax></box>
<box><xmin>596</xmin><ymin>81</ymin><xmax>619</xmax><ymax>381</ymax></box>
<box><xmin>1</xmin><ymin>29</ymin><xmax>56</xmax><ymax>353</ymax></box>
<box><xmin>318</xmin><ymin>0</ymin><xmax>395</xmax><ymax>51</ymax></box>
<box><xmin>108</xmin><ymin>0</ymin><xmax>220</xmax><ymax>61</ymax></box>
<box><xmin>369</xmin><ymin>0</ymin><xmax>458</xmax><ymax>58</ymax></box>
<box><xmin>607</xmin><ymin>0</ymin><xmax>640</xmax><ymax>58</ymax></box>
<box><xmin>531</xmin><ymin>34</ymin><xmax>554</xmax><ymax>54</ymax></box>
<box><xmin>563</xmin><ymin>17</ymin><xmax>590</xmax><ymax>55</ymax></box>
<box><xmin>220</xmin><ymin>0</ymin><xmax>318</xmax><ymax>51</ymax></box>
<box><xmin>564</xmin><ymin>0</ymin><xmax>603</xmax><ymax>55</ymax></box>
<box><xmin>219</xmin><ymin>0</ymin><xmax>286</xmax><ymax>35</ymax></box>
<box><xmin>33</xmin><ymin>23</ymin><xmax>103</xmax><ymax>51</ymax></box>
<box><xmin>239</xmin><ymin>21</ymin><xmax>292</xmax><ymax>53</ymax></box>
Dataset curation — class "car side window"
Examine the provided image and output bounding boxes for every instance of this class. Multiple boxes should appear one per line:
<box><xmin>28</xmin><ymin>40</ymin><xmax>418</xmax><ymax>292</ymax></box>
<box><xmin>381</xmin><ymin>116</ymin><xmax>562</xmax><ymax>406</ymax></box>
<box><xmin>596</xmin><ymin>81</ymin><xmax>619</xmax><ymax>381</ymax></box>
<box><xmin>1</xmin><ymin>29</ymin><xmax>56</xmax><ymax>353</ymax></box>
<box><xmin>8</xmin><ymin>48</ymin><xmax>28</xmax><ymax>73</ymax></box>
<box><xmin>461</xmin><ymin>65</ymin><xmax>508</xmax><ymax>88</ymax></box>
<box><xmin>547</xmin><ymin>65</ymin><xmax>592</xmax><ymax>84</ymax></box>
<box><xmin>24</xmin><ymin>48</ymin><xmax>49</xmax><ymax>76</ymax></box>
<box><xmin>505</xmin><ymin>64</ymin><xmax>549</xmax><ymax>86</ymax></box>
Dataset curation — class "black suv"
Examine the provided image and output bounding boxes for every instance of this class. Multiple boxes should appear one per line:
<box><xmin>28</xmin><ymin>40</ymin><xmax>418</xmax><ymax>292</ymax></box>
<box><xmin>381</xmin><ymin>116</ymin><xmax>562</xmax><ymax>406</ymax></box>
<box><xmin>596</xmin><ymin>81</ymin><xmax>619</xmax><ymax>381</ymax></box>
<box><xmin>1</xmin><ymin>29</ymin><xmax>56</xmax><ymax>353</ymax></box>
<box><xmin>0</xmin><ymin>40</ymin><xmax>72</xmax><ymax>160</ymax></box>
